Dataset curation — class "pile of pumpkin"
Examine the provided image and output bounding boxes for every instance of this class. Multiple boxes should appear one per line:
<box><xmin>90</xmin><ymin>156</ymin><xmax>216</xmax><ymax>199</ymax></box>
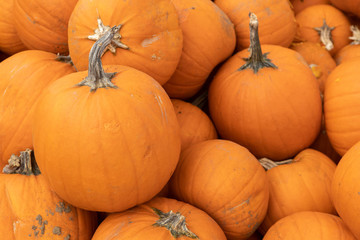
<box><xmin>1</xmin><ymin>0</ymin><xmax>360</xmax><ymax>239</ymax></box>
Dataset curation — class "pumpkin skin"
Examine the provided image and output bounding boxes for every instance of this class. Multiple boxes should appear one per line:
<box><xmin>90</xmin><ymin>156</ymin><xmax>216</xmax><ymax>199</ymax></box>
<box><xmin>162</xmin><ymin>0</ymin><xmax>236</xmax><ymax>99</ymax></box>
<box><xmin>13</xmin><ymin>0</ymin><xmax>77</xmax><ymax>54</ymax></box>
<box><xmin>295</xmin><ymin>4</ymin><xmax>351</xmax><ymax>56</ymax></box>
<box><xmin>214</xmin><ymin>0</ymin><xmax>296</xmax><ymax>50</ymax></box>
<box><xmin>324</xmin><ymin>58</ymin><xmax>360</xmax><ymax>156</ymax></box>
<box><xmin>263</xmin><ymin>211</ymin><xmax>356</xmax><ymax>240</ymax></box>
<box><xmin>290</xmin><ymin>0</ymin><xmax>330</xmax><ymax>15</ymax></box>
<box><xmin>169</xmin><ymin>139</ymin><xmax>269</xmax><ymax>240</ymax></box>
<box><xmin>329</xmin><ymin>0</ymin><xmax>360</xmax><ymax>18</ymax></box>
<box><xmin>0</xmin><ymin>150</ymin><xmax>97</xmax><ymax>240</ymax></box>
<box><xmin>259</xmin><ymin>149</ymin><xmax>337</xmax><ymax>233</ymax></box>
<box><xmin>335</xmin><ymin>26</ymin><xmax>360</xmax><ymax>65</ymax></box>
<box><xmin>331</xmin><ymin>141</ymin><xmax>360</xmax><ymax>239</ymax></box>
<box><xmin>68</xmin><ymin>0</ymin><xmax>183</xmax><ymax>85</ymax></box>
<box><xmin>0</xmin><ymin>50</ymin><xmax>75</xmax><ymax>169</ymax></box>
<box><xmin>0</xmin><ymin>0</ymin><xmax>27</xmax><ymax>55</ymax></box>
<box><xmin>92</xmin><ymin>197</ymin><xmax>227</xmax><ymax>240</ymax></box>
<box><xmin>171</xmin><ymin>99</ymin><xmax>218</xmax><ymax>151</ymax></box>
<box><xmin>290</xmin><ymin>41</ymin><xmax>336</xmax><ymax>93</ymax></box>
<box><xmin>208</xmin><ymin>45</ymin><xmax>322</xmax><ymax>160</ymax></box>
<box><xmin>32</xmin><ymin>64</ymin><xmax>181</xmax><ymax>212</ymax></box>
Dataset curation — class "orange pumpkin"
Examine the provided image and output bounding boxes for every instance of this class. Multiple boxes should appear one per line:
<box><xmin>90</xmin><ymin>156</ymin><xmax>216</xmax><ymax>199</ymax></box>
<box><xmin>295</xmin><ymin>4</ymin><xmax>351</xmax><ymax>56</ymax></box>
<box><xmin>290</xmin><ymin>0</ymin><xmax>330</xmax><ymax>15</ymax></box>
<box><xmin>335</xmin><ymin>25</ymin><xmax>360</xmax><ymax>65</ymax></box>
<box><xmin>324</xmin><ymin>58</ymin><xmax>360</xmax><ymax>155</ymax></box>
<box><xmin>0</xmin><ymin>50</ymin><xmax>75</xmax><ymax>168</ymax></box>
<box><xmin>162</xmin><ymin>0</ymin><xmax>236</xmax><ymax>99</ymax></box>
<box><xmin>259</xmin><ymin>149</ymin><xmax>337</xmax><ymax>233</ymax></box>
<box><xmin>68</xmin><ymin>0</ymin><xmax>183</xmax><ymax>85</ymax></box>
<box><xmin>13</xmin><ymin>0</ymin><xmax>77</xmax><ymax>54</ymax></box>
<box><xmin>92</xmin><ymin>197</ymin><xmax>227</xmax><ymax>239</ymax></box>
<box><xmin>329</xmin><ymin>0</ymin><xmax>360</xmax><ymax>18</ymax></box>
<box><xmin>0</xmin><ymin>0</ymin><xmax>27</xmax><ymax>55</ymax></box>
<box><xmin>32</xmin><ymin>26</ymin><xmax>181</xmax><ymax>212</ymax></box>
<box><xmin>171</xmin><ymin>99</ymin><xmax>217</xmax><ymax>151</ymax></box>
<box><xmin>290</xmin><ymin>41</ymin><xmax>336</xmax><ymax>93</ymax></box>
<box><xmin>332</xmin><ymin>141</ymin><xmax>360</xmax><ymax>239</ymax></box>
<box><xmin>214</xmin><ymin>0</ymin><xmax>296</xmax><ymax>50</ymax></box>
<box><xmin>169</xmin><ymin>139</ymin><xmax>269</xmax><ymax>240</ymax></box>
<box><xmin>0</xmin><ymin>149</ymin><xmax>97</xmax><ymax>239</ymax></box>
<box><xmin>263</xmin><ymin>211</ymin><xmax>356</xmax><ymax>240</ymax></box>
<box><xmin>208</xmin><ymin>13</ymin><xmax>322</xmax><ymax>160</ymax></box>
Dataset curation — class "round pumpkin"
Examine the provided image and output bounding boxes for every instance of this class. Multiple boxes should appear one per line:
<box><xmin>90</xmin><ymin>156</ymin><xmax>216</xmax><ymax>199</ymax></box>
<box><xmin>329</xmin><ymin>0</ymin><xmax>360</xmax><ymax>18</ymax></box>
<box><xmin>263</xmin><ymin>211</ymin><xmax>356</xmax><ymax>240</ymax></box>
<box><xmin>162</xmin><ymin>0</ymin><xmax>236</xmax><ymax>99</ymax></box>
<box><xmin>13</xmin><ymin>0</ymin><xmax>77</xmax><ymax>54</ymax></box>
<box><xmin>32</xmin><ymin>26</ymin><xmax>181</xmax><ymax>212</ymax></box>
<box><xmin>68</xmin><ymin>0</ymin><xmax>183</xmax><ymax>85</ymax></box>
<box><xmin>295</xmin><ymin>4</ymin><xmax>351</xmax><ymax>56</ymax></box>
<box><xmin>332</xmin><ymin>140</ymin><xmax>360</xmax><ymax>239</ymax></box>
<box><xmin>290</xmin><ymin>0</ymin><xmax>330</xmax><ymax>15</ymax></box>
<box><xmin>0</xmin><ymin>50</ymin><xmax>75</xmax><ymax>168</ymax></box>
<box><xmin>0</xmin><ymin>149</ymin><xmax>97</xmax><ymax>239</ymax></box>
<box><xmin>259</xmin><ymin>148</ymin><xmax>337</xmax><ymax>233</ymax></box>
<box><xmin>171</xmin><ymin>99</ymin><xmax>218</xmax><ymax>151</ymax></box>
<box><xmin>169</xmin><ymin>139</ymin><xmax>269</xmax><ymax>240</ymax></box>
<box><xmin>335</xmin><ymin>25</ymin><xmax>360</xmax><ymax>65</ymax></box>
<box><xmin>92</xmin><ymin>197</ymin><xmax>227</xmax><ymax>240</ymax></box>
<box><xmin>214</xmin><ymin>0</ymin><xmax>296</xmax><ymax>50</ymax></box>
<box><xmin>208</xmin><ymin>13</ymin><xmax>322</xmax><ymax>160</ymax></box>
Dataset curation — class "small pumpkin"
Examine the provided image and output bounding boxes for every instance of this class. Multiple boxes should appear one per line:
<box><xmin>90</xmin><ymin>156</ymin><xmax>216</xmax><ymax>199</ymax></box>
<box><xmin>0</xmin><ymin>149</ymin><xmax>97</xmax><ymax>239</ymax></box>
<box><xmin>92</xmin><ymin>197</ymin><xmax>227</xmax><ymax>240</ymax></box>
<box><xmin>32</xmin><ymin>25</ymin><xmax>181</xmax><ymax>212</ymax></box>
<box><xmin>169</xmin><ymin>139</ymin><xmax>269</xmax><ymax>240</ymax></box>
<box><xmin>329</xmin><ymin>0</ymin><xmax>360</xmax><ymax>18</ymax></box>
<box><xmin>263</xmin><ymin>211</ymin><xmax>356</xmax><ymax>240</ymax></box>
<box><xmin>335</xmin><ymin>25</ymin><xmax>360</xmax><ymax>65</ymax></box>
<box><xmin>290</xmin><ymin>0</ymin><xmax>330</xmax><ymax>15</ymax></box>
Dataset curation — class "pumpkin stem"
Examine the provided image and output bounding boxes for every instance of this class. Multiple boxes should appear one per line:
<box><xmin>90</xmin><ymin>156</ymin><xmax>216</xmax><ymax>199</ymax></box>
<box><xmin>152</xmin><ymin>208</ymin><xmax>199</xmax><ymax>239</ymax></box>
<box><xmin>55</xmin><ymin>54</ymin><xmax>78</xmax><ymax>71</ymax></box>
<box><xmin>349</xmin><ymin>25</ymin><xmax>360</xmax><ymax>45</ymax></box>
<box><xmin>259</xmin><ymin>158</ymin><xmax>293</xmax><ymax>171</ymax></box>
<box><xmin>314</xmin><ymin>19</ymin><xmax>335</xmax><ymax>51</ymax></box>
<box><xmin>2</xmin><ymin>149</ymin><xmax>41</xmax><ymax>176</ymax></box>
<box><xmin>76</xmin><ymin>25</ymin><xmax>121</xmax><ymax>92</ymax></box>
<box><xmin>238</xmin><ymin>12</ymin><xmax>277</xmax><ymax>73</ymax></box>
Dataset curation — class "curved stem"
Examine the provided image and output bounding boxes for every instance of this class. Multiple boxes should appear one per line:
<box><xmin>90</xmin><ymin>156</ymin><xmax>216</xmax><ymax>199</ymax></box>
<box><xmin>3</xmin><ymin>149</ymin><xmax>41</xmax><ymax>176</ymax></box>
<box><xmin>238</xmin><ymin>12</ymin><xmax>277</xmax><ymax>73</ymax></box>
<box><xmin>77</xmin><ymin>25</ymin><xmax>121</xmax><ymax>92</ymax></box>
<box><xmin>152</xmin><ymin>208</ymin><xmax>198</xmax><ymax>239</ymax></box>
<box><xmin>259</xmin><ymin>158</ymin><xmax>293</xmax><ymax>171</ymax></box>
<box><xmin>314</xmin><ymin>19</ymin><xmax>335</xmax><ymax>51</ymax></box>
<box><xmin>349</xmin><ymin>25</ymin><xmax>360</xmax><ymax>45</ymax></box>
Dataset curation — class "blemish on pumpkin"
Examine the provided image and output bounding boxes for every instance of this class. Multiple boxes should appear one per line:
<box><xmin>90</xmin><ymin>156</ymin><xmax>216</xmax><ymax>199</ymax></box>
<box><xmin>151</xmin><ymin>53</ymin><xmax>161</xmax><ymax>61</ymax></box>
<box><xmin>36</xmin><ymin>215</ymin><xmax>43</xmax><ymax>225</ymax></box>
<box><xmin>141</xmin><ymin>35</ymin><xmax>160</xmax><ymax>47</ymax></box>
<box><xmin>335</xmin><ymin>78</ymin><xmax>341</xmax><ymax>82</ymax></box>
<box><xmin>64</xmin><ymin>234</ymin><xmax>71</xmax><ymax>240</ymax></box>
<box><xmin>53</xmin><ymin>226</ymin><xmax>62</xmax><ymax>235</ymax></box>
<box><xmin>264</xmin><ymin>7</ymin><xmax>273</xmax><ymax>16</ymax></box>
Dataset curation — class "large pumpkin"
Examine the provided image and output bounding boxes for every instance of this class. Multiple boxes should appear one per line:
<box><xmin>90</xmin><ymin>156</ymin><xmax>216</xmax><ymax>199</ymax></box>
<box><xmin>208</xmin><ymin>13</ymin><xmax>322</xmax><ymax>160</ymax></box>
<box><xmin>68</xmin><ymin>0</ymin><xmax>183</xmax><ymax>85</ymax></box>
<box><xmin>169</xmin><ymin>139</ymin><xmax>269</xmax><ymax>240</ymax></box>
<box><xmin>0</xmin><ymin>50</ymin><xmax>75</xmax><ymax>168</ymax></box>
<box><xmin>32</xmin><ymin>26</ymin><xmax>181</xmax><ymax>212</ymax></box>
<box><xmin>332</xmin><ymin>140</ymin><xmax>360</xmax><ymax>239</ymax></box>
<box><xmin>92</xmin><ymin>197</ymin><xmax>227</xmax><ymax>239</ymax></box>
<box><xmin>0</xmin><ymin>149</ymin><xmax>97</xmax><ymax>239</ymax></box>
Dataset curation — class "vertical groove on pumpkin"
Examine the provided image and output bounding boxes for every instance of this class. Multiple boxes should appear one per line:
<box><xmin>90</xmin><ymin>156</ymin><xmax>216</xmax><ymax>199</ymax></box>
<box><xmin>314</xmin><ymin>19</ymin><xmax>335</xmax><ymax>51</ymax></box>
<box><xmin>2</xmin><ymin>149</ymin><xmax>41</xmax><ymax>176</ymax></box>
<box><xmin>259</xmin><ymin>158</ymin><xmax>293</xmax><ymax>171</ymax></box>
<box><xmin>238</xmin><ymin>12</ymin><xmax>277</xmax><ymax>73</ymax></box>
<box><xmin>152</xmin><ymin>208</ymin><xmax>199</xmax><ymax>239</ymax></box>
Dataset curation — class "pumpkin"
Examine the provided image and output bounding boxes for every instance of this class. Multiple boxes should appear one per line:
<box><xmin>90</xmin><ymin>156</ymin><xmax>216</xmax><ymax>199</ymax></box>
<box><xmin>0</xmin><ymin>149</ymin><xmax>97</xmax><ymax>239</ymax></box>
<box><xmin>169</xmin><ymin>139</ymin><xmax>269</xmax><ymax>240</ymax></box>
<box><xmin>0</xmin><ymin>50</ymin><xmax>75</xmax><ymax>168</ymax></box>
<box><xmin>0</xmin><ymin>0</ymin><xmax>27</xmax><ymax>55</ymax></box>
<box><xmin>162</xmin><ymin>0</ymin><xmax>236</xmax><ymax>99</ymax></box>
<box><xmin>68</xmin><ymin>0</ymin><xmax>183</xmax><ymax>85</ymax></box>
<box><xmin>263</xmin><ymin>211</ymin><xmax>356</xmax><ymax>240</ymax></box>
<box><xmin>13</xmin><ymin>0</ymin><xmax>77</xmax><ymax>54</ymax></box>
<box><xmin>335</xmin><ymin>25</ymin><xmax>360</xmax><ymax>65</ymax></box>
<box><xmin>324</xmin><ymin>58</ymin><xmax>360</xmax><ymax>155</ymax></box>
<box><xmin>214</xmin><ymin>0</ymin><xmax>296</xmax><ymax>50</ymax></box>
<box><xmin>258</xmin><ymin>148</ymin><xmax>337</xmax><ymax>233</ymax></box>
<box><xmin>92</xmin><ymin>197</ymin><xmax>227</xmax><ymax>239</ymax></box>
<box><xmin>208</xmin><ymin>13</ymin><xmax>322</xmax><ymax>160</ymax></box>
<box><xmin>331</xmin><ymin>140</ymin><xmax>360</xmax><ymax>239</ymax></box>
<box><xmin>290</xmin><ymin>41</ymin><xmax>336</xmax><ymax>93</ymax></box>
<box><xmin>32</xmin><ymin>25</ymin><xmax>181</xmax><ymax>212</ymax></box>
<box><xmin>171</xmin><ymin>99</ymin><xmax>217</xmax><ymax>151</ymax></box>
<box><xmin>295</xmin><ymin>4</ymin><xmax>351</xmax><ymax>56</ymax></box>
<box><xmin>329</xmin><ymin>0</ymin><xmax>360</xmax><ymax>18</ymax></box>
<box><xmin>290</xmin><ymin>0</ymin><xmax>330</xmax><ymax>15</ymax></box>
